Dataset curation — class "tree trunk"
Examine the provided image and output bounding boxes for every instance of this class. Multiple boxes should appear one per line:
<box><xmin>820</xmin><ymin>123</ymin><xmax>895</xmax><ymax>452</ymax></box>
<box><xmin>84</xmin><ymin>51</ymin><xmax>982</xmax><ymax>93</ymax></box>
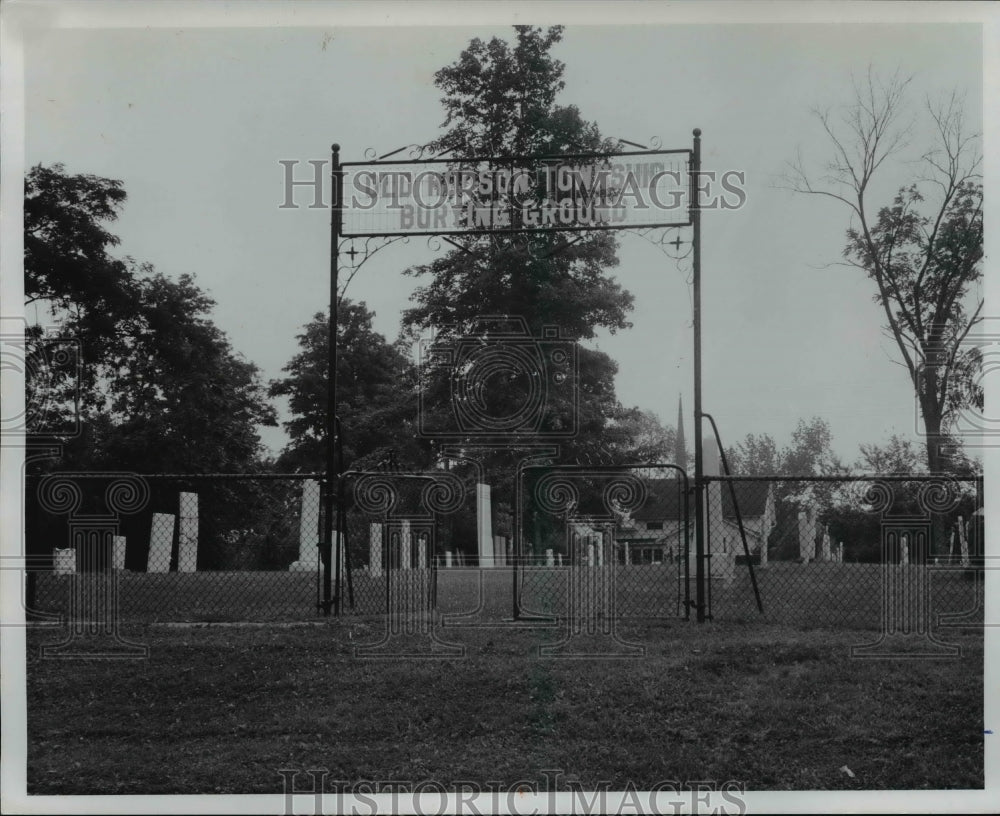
<box><xmin>920</xmin><ymin>399</ymin><xmax>950</xmax><ymax>560</ymax></box>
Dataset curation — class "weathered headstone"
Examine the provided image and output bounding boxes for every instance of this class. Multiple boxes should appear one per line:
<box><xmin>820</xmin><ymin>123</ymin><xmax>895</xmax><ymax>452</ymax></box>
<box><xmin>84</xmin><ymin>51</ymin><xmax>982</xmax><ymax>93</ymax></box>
<box><xmin>958</xmin><ymin>516</ymin><xmax>970</xmax><ymax>567</ymax></box>
<box><xmin>53</xmin><ymin>547</ymin><xmax>76</xmax><ymax>575</ymax></box>
<box><xmin>147</xmin><ymin>513</ymin><xmax>175</xmax><ymax>573</ymax></box>
<box><xmin>477</xmin><ymin>483</ymin><xmax>494</xmax><ymax>567</ymax></box>
<box><xmin>493</xmin><ymin>535</ymin><xmax>506</xmax><ymax>566</ymax></box>
<box><xmin>297</xmin><ymin>480</ymin><xmax>322</xmax><ymax>568</ymax></box>
<box><xmin>401</xmin><ymin>519</ymin><xmax>411</xmax><ymax>570</ymax></box>
<box><xmin>546</xmin><ymin>548</ymin><xmax>555</xmax><ymax>567</ymax></box>
<box><xmin>798</xmin><ymin>508</ymin><xmax>814</xmax><ymax>563</ymax></box>
<box><xmin>369</xmin><ymin>523</ymin><xmax>383</xmax><ymax>577</ymax></box>
<box><xmin>445</xmin><ymin>551</ymin><xmax>453</xmax><ymax>568</ymax></box>
<box><xmin>837</xmin><ymin>541</ymin><xmax>844</xmax><ymax>563</ymax></box>
<box><xmin>113</xmin><ymin>535</ymin><xmax>127</xmax><ymax>571</ymax></box>
<box><xmin>178</xmin><ymin>492</ymin><xmax>199</xmax><ymax>572</ymax></box>
<box><xmin>417</xmin><ymin>533</ymin><xmax>428</xmax><ymax>569</ymax></box>
<box><xmin>820</xmin><ymin>526</ymin><xmax>831</xmax><ymax>562</ymax></box>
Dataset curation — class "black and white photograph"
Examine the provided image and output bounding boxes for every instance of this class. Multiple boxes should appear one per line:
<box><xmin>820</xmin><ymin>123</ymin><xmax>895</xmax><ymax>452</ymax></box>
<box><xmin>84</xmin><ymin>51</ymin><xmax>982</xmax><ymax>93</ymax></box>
<box><xmin>1</xmin><ymin>2</ymin><xmax>996</xmax><ymax>813</ymax></box>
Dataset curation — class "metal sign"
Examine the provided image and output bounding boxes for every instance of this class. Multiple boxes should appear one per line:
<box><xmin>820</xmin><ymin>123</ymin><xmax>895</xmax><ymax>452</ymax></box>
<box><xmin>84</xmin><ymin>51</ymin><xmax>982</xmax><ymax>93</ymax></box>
<box><xmin>339</xmin><ymin>149</ymin><xmax>691</xmax><ymax>237</ymax></box>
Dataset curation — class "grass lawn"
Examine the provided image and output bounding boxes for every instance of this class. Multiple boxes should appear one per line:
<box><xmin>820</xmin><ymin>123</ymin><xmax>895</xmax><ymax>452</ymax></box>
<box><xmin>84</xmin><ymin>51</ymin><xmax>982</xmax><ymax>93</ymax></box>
<box><xmin>26</xmin><ymin>619</ymin><xmax>983</xmax><ymax>794</ymax></box>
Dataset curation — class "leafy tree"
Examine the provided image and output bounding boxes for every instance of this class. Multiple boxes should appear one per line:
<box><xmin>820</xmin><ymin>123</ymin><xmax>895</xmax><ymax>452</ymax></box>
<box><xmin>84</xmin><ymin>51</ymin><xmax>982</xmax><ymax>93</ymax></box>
<box><xmin>725</xmin><ymin>417</ymin><xmax>842</xmax><ymax>477</ymax></box>
<box><xmin>24</xmin><ymin>164</ymin><xmax>142</xmax><ymax>388</ymax></box>
<box><xmin>781</xmin><ymin>71</ymin><xmax>983</xmax><ymax>473</ymax></box>
<box><xmin>856</xmin><ymin>433</ymin><xmax>926</xmax><ymax>475</ymax></box>
<box><xmin>24</xmin><ymin>164</ymin><xmax>276</xmax><ymax>475</ymax></box>
<box><xmin>25</xmin><ymin>167</ymin><xmax>281</xmax><ymax>568</ymax></box>
<box><xmin>269</xmin><ymin>301</ymin><xmax>422</xmax><ymax>472</ymax></box>
<box><xmin>725</xmin><ymin>433</ymin><xmax>781</xmax><ymax>477</ymax></box>
<box><xmin>68</xmin><ymin>272</ymin><xmax>276</xmax><ymax>473</ymax></box>
<box><xmin>403</xmin><ymin>26</ymin><xmax>636</xmax><ymax>493</ymax></box>
<box><xmin>604</xmin><ymin>407</ymin><xmax>678</xmax><ymax>464</ymax></box>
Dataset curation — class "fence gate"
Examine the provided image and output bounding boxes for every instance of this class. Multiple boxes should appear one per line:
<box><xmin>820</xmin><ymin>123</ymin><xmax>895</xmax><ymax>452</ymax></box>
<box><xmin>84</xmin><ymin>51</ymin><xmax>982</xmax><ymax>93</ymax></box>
<box><xmin>514</xmin><ymin>463</ymin><xmax>691</xmax><ymax>628</ymax></box>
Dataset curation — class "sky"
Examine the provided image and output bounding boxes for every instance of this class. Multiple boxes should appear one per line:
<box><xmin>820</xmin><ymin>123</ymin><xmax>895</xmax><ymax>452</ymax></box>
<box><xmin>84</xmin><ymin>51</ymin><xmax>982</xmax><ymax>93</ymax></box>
<box><xmin>16</xmin><ymin>5</ymin><xmax>990</xmax><ymax>466</ymax></box>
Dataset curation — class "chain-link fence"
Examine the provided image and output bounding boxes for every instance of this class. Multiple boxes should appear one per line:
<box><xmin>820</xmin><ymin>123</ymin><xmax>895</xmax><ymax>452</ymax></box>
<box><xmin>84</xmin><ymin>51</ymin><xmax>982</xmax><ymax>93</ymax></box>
<box><xmin>23</xmin><ymin>470</ymin><xmax>985</xmax><ymax>633</ymax></box>
<box><xmin>514</xmin><ymin>464</ymin><xmax>690</xmax><ymax>622</ymax></box>
<box><xmin>702</xmin><ymin>475</ymin><xmax>985</xmax><ymax>630</ymax></box>
<box><xmin>26</xmin><ymin>473</ymin><xmax>324</xmax><ymax>624</ymax></box>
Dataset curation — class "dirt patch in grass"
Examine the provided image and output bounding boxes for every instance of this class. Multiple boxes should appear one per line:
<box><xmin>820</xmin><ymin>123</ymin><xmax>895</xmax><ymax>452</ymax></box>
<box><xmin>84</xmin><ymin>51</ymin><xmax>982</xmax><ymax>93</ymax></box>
<box><xmin>25</xmin><ymin>621</ymin><xmax>983</xmax><ymax>793</ymax></box>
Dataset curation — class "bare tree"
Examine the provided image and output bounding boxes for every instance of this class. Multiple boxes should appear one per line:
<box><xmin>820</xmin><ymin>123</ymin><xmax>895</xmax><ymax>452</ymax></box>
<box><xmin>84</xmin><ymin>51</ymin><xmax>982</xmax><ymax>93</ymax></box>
<box><xmin>779</xmin><ymin>69</ymin><xmax>983</xmax><ymax>474</ymax></box>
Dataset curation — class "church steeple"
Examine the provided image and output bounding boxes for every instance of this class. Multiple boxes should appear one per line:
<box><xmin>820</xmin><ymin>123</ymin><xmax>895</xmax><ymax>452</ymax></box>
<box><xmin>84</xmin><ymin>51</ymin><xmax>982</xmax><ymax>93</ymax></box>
<box><xmin>675</xmin><ymin>394</ymin><xmax>688</xmax><ymax>473</ymax></box>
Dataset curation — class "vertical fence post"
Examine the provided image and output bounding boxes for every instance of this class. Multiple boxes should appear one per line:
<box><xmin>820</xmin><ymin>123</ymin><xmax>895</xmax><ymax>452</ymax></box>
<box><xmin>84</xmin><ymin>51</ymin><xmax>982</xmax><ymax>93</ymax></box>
<box><xmin>690</xmin><ymin>128</ymin><xmax>706</xmax><ymax>623</ymax></box>
<box><xmin>323</xmin><ymin>143</ymin><xmax>342</xmax><ymax>617</ymax></box>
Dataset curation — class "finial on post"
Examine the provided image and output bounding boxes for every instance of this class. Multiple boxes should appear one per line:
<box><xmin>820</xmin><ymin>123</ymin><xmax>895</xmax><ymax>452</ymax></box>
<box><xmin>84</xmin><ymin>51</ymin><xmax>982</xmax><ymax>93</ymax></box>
<box><xmin>693</xmin><ymin>128</ymin><xmax>701</xmax><ymax>138</ymax></box>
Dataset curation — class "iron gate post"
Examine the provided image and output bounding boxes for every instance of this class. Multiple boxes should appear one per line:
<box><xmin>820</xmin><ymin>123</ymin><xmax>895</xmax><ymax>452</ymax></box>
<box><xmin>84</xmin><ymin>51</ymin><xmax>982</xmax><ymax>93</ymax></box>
<box><xmin>690</xmin><ymin>128</ymin><xmax>706</xmax><ymax>623</ymax></box>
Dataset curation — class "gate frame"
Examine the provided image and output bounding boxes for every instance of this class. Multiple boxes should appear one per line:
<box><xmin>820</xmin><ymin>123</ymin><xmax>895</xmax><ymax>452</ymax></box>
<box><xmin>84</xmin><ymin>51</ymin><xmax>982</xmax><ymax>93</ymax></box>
<box><xmin>326</xmin><ymin>133</ymin><xmax>708</xmax><ymax>619</ymax></box>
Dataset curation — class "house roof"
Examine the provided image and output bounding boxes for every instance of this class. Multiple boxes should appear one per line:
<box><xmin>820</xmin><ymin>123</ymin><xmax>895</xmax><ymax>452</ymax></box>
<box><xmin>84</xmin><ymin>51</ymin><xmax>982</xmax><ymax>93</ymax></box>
<box><xmin>720</xmin><ymin>482</ymin><xmax>770</xmax><ymax>519</ymax></box>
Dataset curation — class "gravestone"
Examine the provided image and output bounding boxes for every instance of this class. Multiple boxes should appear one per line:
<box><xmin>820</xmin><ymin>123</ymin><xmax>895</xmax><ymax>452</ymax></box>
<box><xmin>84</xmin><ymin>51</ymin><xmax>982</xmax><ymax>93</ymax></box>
<box><xmin>113</xmin><ymin>535</ymin><xmax>127</xmax><ymax>571</ymax></box>
<box><xmin>820</xmin><ymin>526</ymin><xmax>831</xmax><ymax>562</ymax></box>
<box><xmin>546</xmin><ymin>548</ymin><xmax>555</xmax><ymax>567</ymax></box>
<box><xmin>147</xmin><ymin>513</ymin><xmax>175</xmax><ymax>573</ymax></box>
<box><xmin>295</xmin><ymin>480</ymin><xmax>321</xmax><ymax>569</ymax></box>
<box><xmin>445</xmin><ymin>551</ymin><xmax>453</xmax><ymax>568</ymax></box>
<box><xmin>401</xmin><ymin>519</ymin><xmax>411</xmax><ymax>570</ymax></box>
<box><xmin>797</xmin><ymin>508</ymin><xmax>815</xmax><ymax>563</ymax></box>
<box><xmin>178</xmin><ymin>492</ymin><xmax>198</xmax><ymax>572</ymax></box>
<box><xmin>53</xmin><ymin>547</ymin><xmax>76</xmax><ymax>575</ymax></box>
<box><xmin>369</xmin><ymin>523</ymin><xmax>383</xmax><ymax>576</ymax></box>
<box><xmin>900</xmin><ymin>534</ymin><xmax>909</xmax><ymax>566</ymax></box>
<box><xmin>477</xmin><ymin>483</ymin><xmax>494</xmax><ymax>567</ymax></box>
<box><xmin>958</xmin><ymin>516</ymin><xmax>970</xmax><ymax>567</ymax></box>
<box><xmin>493</xmin><ymin>535</ymin><xmax>507</xmax><ymax>566</ymax></box>
<box><xmin>417</xmin><ymin>533</ymin><xmax>428</xmax><ymax>569</ymax></box>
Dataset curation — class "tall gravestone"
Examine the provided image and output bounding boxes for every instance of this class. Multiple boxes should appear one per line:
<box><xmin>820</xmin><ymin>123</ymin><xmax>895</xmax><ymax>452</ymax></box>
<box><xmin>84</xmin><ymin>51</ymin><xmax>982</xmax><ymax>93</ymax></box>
<box><xmin>401</xmin><ymin>519</ymin><xmax>411</xmax><ymax>570</ymax></box>
<box><xmin>113</xmin><ymin>535</ymin><xmax>127</xmax><ymax>571</ymax></box>
<box><xmin>958</xmin><ymin>516</ymin><xmax>970</xmax><ymax>567</ymax></box>
<box><xmin>147</xmin><ymin>513</ymin><xmax>175</xmax><ymax>573</ymax></box>
<box><xmin>369</xmin><ymin>523</ymin><xmax>383</xmax><ymax>576</ymax></box>
<box><xmin>53</xmin><ymin>547</ymin><xmax>76</xmax><ymax>574</ymax></box>
<box><xmin>493</xmin><ymin>535</ymin><xmax>506</xmax><ymax>567</ymax></box>
<box><xmin>299</xmin><ymin>480</ymin><xmax>322</xmax><ymax>568</ymax></box>
<box><xmin>798</xmin><ymin>507</ymin><xmax>815</xmax><ymax>563</ymax></box>
<box><xmin>477</xmin><ymin>483</ymin><xmax>494</xmax><ymax>567</ymax></box>
<box><xmin>178</xmin><ymin>492</ymin><xmax>199</xmax><ymax>572</ymax></box>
